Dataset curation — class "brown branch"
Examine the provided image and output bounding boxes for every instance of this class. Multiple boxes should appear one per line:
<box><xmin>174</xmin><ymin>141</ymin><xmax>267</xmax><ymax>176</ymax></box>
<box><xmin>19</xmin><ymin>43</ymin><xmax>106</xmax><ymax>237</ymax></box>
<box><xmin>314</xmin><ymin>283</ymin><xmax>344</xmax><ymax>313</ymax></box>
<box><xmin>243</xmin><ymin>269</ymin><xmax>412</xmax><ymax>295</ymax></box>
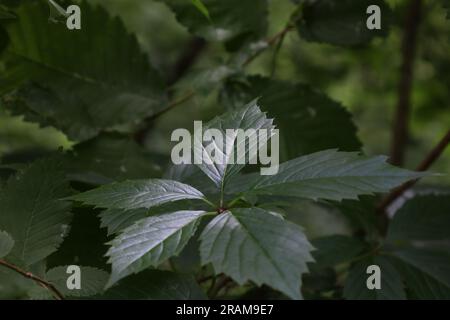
<box><xmin>0</xmin><ymin>259</ymin><xmax>64</xmax><ymax>300</ymax></box>
<box><xmin>389</xmin><ymin>0</ymin><xmax>423</xmax><ymax>166</ymax></box>
<box><xmin>378</xmin><ymin>129</ymin><xmax>450</xmax><ymax>213</ymax></box>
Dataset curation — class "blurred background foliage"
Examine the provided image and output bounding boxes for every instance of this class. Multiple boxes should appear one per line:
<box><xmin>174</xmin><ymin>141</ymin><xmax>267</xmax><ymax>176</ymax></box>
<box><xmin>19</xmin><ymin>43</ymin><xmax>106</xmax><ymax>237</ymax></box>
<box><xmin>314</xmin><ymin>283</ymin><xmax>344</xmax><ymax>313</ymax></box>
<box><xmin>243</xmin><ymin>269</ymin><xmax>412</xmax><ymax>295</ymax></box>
<box><xmin>0</xmin><ymin>0</ymin><xmax>448</xmax><ymax>182</ymax></box>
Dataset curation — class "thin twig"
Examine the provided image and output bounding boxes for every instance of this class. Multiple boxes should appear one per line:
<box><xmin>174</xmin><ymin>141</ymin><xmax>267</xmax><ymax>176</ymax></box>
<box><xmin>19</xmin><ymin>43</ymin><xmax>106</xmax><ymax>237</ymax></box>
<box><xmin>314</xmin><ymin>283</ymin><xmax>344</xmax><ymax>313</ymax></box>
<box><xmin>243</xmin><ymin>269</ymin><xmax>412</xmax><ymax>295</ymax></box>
<box><xmin>243</xmin><ymin>25</ymin><xmax>294</xmax><ymax>67</ymax></box>
<box><xmin>390</xmin><ymin>0</ymin><xmax>423</xmax><ymax>166</ymax></box>
<box><xmin>0</xmin><ymin>259</ymin><xmax>64</xmax><ymax>300</ymax></box>
<box><xmin>378</xmin><ymin>129</ymin><xmax>450</xmax><ymax>213</ymax></box>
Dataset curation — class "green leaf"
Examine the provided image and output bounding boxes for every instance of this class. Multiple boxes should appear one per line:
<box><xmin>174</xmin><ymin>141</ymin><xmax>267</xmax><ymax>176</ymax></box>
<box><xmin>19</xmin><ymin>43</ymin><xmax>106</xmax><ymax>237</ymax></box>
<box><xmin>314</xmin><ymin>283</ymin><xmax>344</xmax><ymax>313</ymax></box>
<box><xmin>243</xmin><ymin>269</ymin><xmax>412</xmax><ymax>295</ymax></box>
<box><xmin>1</xmin><ymin>0</ymin><xmax>167</xmax><ymax>141</ymax></box>
<box><xmin>343</xmin><ymin>255</ymin><xmax>406</xmax><ymax>300</ymax></box>
<box><xmin>386</xmin><ymin>195</ymin><xmax>450</xmax><ymax>287</ymax></box>
<box><xmin>200</xmin><ymin>207</ymin><xmax>314</xmax><ymax>299</ymax></box>
<box><xmin>311</xmin><ymin>235</ymin><xmax>366</xmax><ymax>268</ymax></box>
<box><xmin>162</xmin><ymin>0</ymin><xmax>268</xmax><ymax>50</ymax></box>
<box><xmin>194</xmin><ymin>99</ymin><xmax>274</xmax><ymax>190</ymax></box>
<box><xmin>190</xmin><ymin>0</ymin><xmax>211</xmax><ymax>21</ymax></box>
<box><xmin>69</xmin><ymin>179</ymin><xmax>207</xmax><ymax>210</ymax></box>
<box><xmin>0</xmin><ymin>230</ymin><xmax>14</xmax><ymax>258</ymax></box>
<box><xmin>46</xmin><ymin>266</ymin><xmax>109</xmax><ymax>297</ymax></box>
<box><xmin>106</xmin><ymin>210</ymin><xmax>208</xmax><ymax>287</ymax></box>
<box><xmin>393</xmin><ymin>260</ymin><xmax>450</xmax><ymax>299</ymax></box>
<box><xmin>297</xmin><ymin>0</ymin><xmax>392</xmax><ymax>46</ymax></box>
<box><xmin>220</xmin><ymin>76</ymin><xmax>361</xmax><ymax>159</ymax></box>
<box><xmin>0</xmin><ymin>158</ymin><xmax>73</xmax><ymax>266</ymax></box>
<box><xmin>99</xmin><ymin>208</ymin><xmax>149</xmax><ymax>236</ymax></box>
<box><xmin>100</xmin><ymin>270</ymin><xmax>206</xmax><ymax>299</ymax></box>
<box><xmin>63</xmin><ymin>133</ymin><xmax>164</xmax><ymax>185</ymax></box>
<box><xmin>239</xmin><ymin>149</ymin><xmax>425</xmax><ymax>201</ymax></box>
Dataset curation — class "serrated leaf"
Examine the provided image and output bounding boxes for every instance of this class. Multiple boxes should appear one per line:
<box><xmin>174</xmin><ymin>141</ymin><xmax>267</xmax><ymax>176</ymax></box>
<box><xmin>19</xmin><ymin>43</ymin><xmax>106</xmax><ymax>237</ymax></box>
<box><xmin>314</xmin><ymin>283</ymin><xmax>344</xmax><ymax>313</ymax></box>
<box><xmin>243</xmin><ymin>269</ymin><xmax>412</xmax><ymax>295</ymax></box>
<box><xmin>162</xmin><ymin>0</ymin><xmax>268</xmax><ymax>50</ymax></box>
<box><xmin>200</xmin><ymin>207</ymin><xmax>314</xmax><ymax>299</ymax></box>
<box><xmin>0</xmin><ymin>230</ymin><xmax>14</xmax><ymax>258</ymax></box>
<box><xmin>99</xmin><ymin>208</ymin><xmax>149</xmax><ymax>236</ymax></box>
<box><xmin>194</xmin><ymin>100</ymin><xmax>274</xmax><ymax>190</ymax></box>
<box><xmin>46</xmin><ymin>266</ymin><xmax>109</xmax><ymax>297</ymax></box>
<box><xmin>311</xmin><ymin>235</ymin><xmax>366</xmax><ymax>268</ymax></box>
<box><xmin>297</xmin><ymin>0</ymin><xmax>392</xmax><ymax>46</ymax></box>
<box><xmin>69</xmin><ymin>179</ymin><xmax>207</xmax><ymax>210</ymax></box>
<box><xmin>1</xmin><ymin>0</ymin><xmax>167</xmax><ymax>141</ymax></box>
<box><xmin>100</xmin><ymin>270</ymin><xmax>206</xmax><ymax>299</ymax></box>
<box><xmin>106</xmin><ymin>210</ymin><xmax>207</xmax><ymax>288</ymax></box>
<box><xmin>0</xmin><ymin>158</ymin><xmax>73</xmax><ymax>266</ymax></box>
<box><xmin>343</xmin><ymin>255</ymin><xmax>406</xmax><ymax>300</ymax></box>
<box><xmin>386</xmin><ymin>195</ymin><xmax>450</xmax><ymax>287</ymax></box>
<box><xmin>220</xmin><ymin>76</ymin><xmax>361</xmax><ymax>159</ymax></box>
<box><xmin>239</xmin><ymin>149</ymin><xmax>425</xmax><ymax>201</ymax></box>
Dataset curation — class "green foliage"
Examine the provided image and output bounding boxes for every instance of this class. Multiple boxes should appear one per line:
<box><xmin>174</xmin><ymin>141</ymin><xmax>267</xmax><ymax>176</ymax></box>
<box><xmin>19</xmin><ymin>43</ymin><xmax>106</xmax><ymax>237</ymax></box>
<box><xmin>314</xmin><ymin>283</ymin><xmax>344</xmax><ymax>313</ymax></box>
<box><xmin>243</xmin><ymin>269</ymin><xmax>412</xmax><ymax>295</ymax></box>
<box><xmin>106</xmin><ymin>210</ymin><xmax>208</xmax><ymax>287</ymax></box>
<box><xmin>220</xmin><ymin>75</ymin><xmax>361</xmax><ymax>159</ymax></box>
<box><xmin>69</xmin><ymin>179</ymin><xmax>207</xmax><ymax>209</ymax></box>
<box><xmin>1</xmin><ymin>0</ymin><xmax>167</xmax><ymax>141</ymax></box>
<box><xmin>68</xmin><ymin>103</ymin><xmax>424</xmax><ymax>299</ymax></box>
<box><xmin>46</xmin><ymin>266</ymin><xmax>109</xmax><ymax>297</ymax></box>
<box><xmin>162</xmin><ymin>0</ymin><xmax>268</xmax><ymax>50</ymax></box>
<box><xmin>0</xmin><ymin>158</ymin><xmax>73</xmax><ymax>266</ymax></box>
<box><xmin>234</xmin><ymin>149</ymin><xmax>425</xmax><ymax>200</ymax></box>
<box><xmin>200</xmin><ymin>207</ymin><xmax>314</xmax><ymax>299</ymax></box>
<box><xmin>297</xmin><ymin>0</ymin><xmax>391</xmax><ymax>46</ymax></box>
<box><xmin>0</xmin><ymin>0</ymin><xmax>448</xmax><ymax>301</ymax></box>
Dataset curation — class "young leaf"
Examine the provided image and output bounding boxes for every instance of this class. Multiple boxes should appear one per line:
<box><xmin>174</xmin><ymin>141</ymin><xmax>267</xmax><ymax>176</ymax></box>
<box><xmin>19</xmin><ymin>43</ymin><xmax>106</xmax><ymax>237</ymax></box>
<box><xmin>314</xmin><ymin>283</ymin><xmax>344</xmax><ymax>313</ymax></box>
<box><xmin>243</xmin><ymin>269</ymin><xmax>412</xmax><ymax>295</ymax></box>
<box><xmin>297</xmin><ymin>0</ymin><xmax>392</xmax><ymax>46</ymax></box>
<box><xmin>343</xmin><ymin>256</ymin><xmax>406</xmax><ymax>300</ymax></box>
<box><xmin>106</xmin><ymin>210</ymin><xmax>208</xmax><ymax>287</ymax></box>
<box><xmin>386</xmin><ymin>195</ymin><xmax>450</xmax><ymax>287</ymax></box>
<box><xmin>69</xmin><ymin>179</ymin><xmax>207</xmax><ymax>210</ymax></box>
<box><xmin>194</xmin><ymin>100</ymin><xmax>274</xmax><ymax>190</ymax></box>
<box><xmin>0</xmin><ymin>158</ymin><xmax>73</xmax><ymax>266</ymax></box>
<box><xmin>239</xmin><ymin>149</ymin><xmax>426</xmax><ymax>201</ymax></box>
<box><xmin>0</xmin><ymin>230</ymin><xmax>14</xmax><ymax>258</ymax></box>
<box><xmin>100</xmin><ymin>270</ymin><xmax>206</xmax><ymax>300</ymax></box>
<box><xmin>2</xmin><ymin>0</ymin><xmax>167</xmax><ymax>141</ymax></box>
<box><xmin>46</xmin><ymin>266</ymin><xmax>109</xmax><ymax>297</ymax></box>
<box><xmin>200</xmin><ymin>207</ymin><xmax>314</xmax><ymax>299</ymax></box>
